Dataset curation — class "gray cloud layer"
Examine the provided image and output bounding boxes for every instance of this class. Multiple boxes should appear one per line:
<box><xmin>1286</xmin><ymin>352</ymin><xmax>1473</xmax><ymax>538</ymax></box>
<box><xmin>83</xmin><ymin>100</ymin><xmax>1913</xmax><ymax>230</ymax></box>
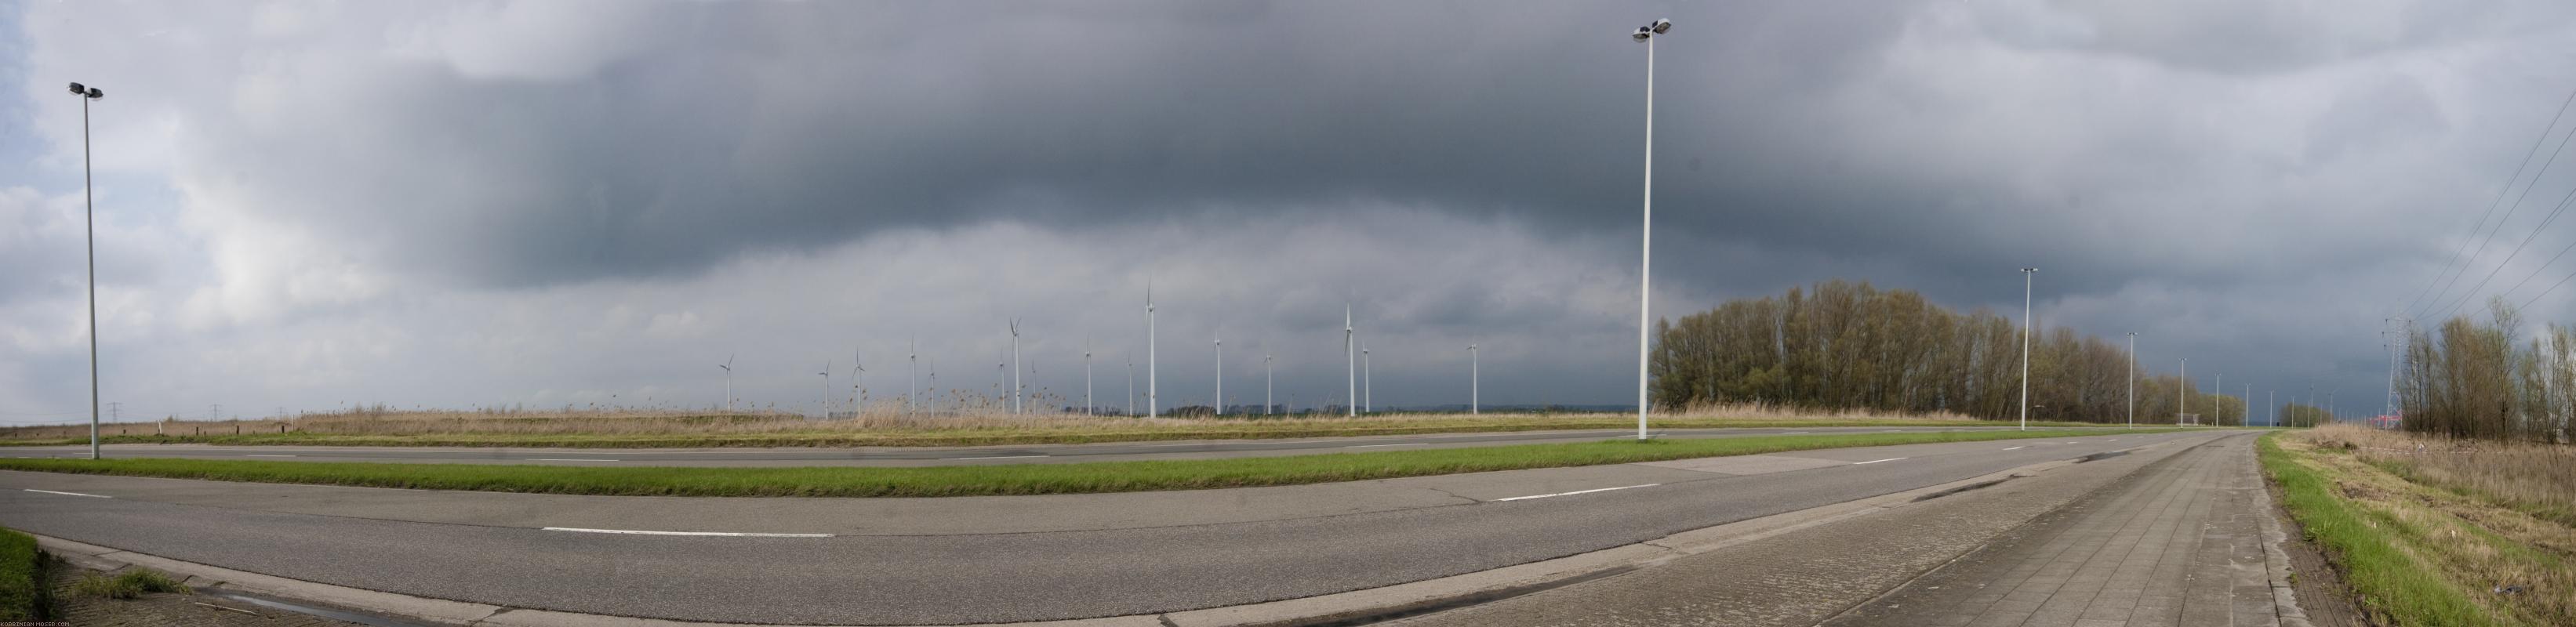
<box><xmin>9</xmin><ymin>1</ymin><xmax>2576</xmax><ymax>419</ymax></box>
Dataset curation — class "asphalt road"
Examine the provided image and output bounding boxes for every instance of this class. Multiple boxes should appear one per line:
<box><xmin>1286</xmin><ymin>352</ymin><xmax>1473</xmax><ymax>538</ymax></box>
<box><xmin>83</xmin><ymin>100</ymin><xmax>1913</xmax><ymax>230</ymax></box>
<box><xmin>0</xmin><ymin>430</ymin><xmax>2243</xmax><ymax>625</ymax></box>
<box><xmin>0</xmin><ymin>424</ymin><xmax>2137</xmax><ymax>467</ymax></box>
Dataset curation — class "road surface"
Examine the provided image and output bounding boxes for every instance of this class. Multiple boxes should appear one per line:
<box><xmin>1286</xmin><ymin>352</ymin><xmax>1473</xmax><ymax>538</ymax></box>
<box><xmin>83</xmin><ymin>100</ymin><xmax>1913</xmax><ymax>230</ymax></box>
<box><xmin>0</xmin><ymin>430</ymin><xmax>2257</xmax><ymax>625</ymax></box>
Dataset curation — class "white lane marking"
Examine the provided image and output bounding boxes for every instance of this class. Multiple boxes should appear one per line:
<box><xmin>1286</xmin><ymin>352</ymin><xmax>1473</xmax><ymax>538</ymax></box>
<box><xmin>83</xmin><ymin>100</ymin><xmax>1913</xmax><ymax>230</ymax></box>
<box><xmin>542</xmin><ymin>527</ymin><xmax>831</xmax><ymax>538</ymax></box>
<box><xmin>2001</xmin><ymin>446</ymin><xmax>2026</xmax><ymax>451</ymax></box>
<box><xmin>1784</xmin><ymin>431</ymin><xmax>1810</xmax><ymax>434</ymax></box>
<box><xmin>1492</xmin><ymin>484</ymin><xmax>1661</xmax><ymax>502</ymax></box>
<box><xmin>245</xmin><ymin>455</ymin><xmax>297</xmax><ymax>458</ymax></box>
<box><xmin>24</xmin><ymin>489</ymin><xmax>111</xmax><ymax>498</ymax></box>
<box><xmin>941</xmin><ymin>455</ymin><xmax>1048</xmax><ymax>460</ymax></box>
<box><xmin>1348</xmin><ymin>443</ymin><xmax>1427</xmax><ymax>448</ymax></box>
<box><xmin>1881</xmin><ymin>429</ymin><xmax>1905</xmax><ymax>433</ymax></box>
<box><xmin>530</xmin><ymin>458</ymin><xmax>621</xmax><ymax>462</ymax></box>
<box><xmin>1137</xmin><ymin>443</ymin><xmax>1210</xmax><ymax>447</ymax></box>
<box><xmin>1852</xmin><ymin>457</ymin><xmax>1907</xmax><ymax>465</ymax></box>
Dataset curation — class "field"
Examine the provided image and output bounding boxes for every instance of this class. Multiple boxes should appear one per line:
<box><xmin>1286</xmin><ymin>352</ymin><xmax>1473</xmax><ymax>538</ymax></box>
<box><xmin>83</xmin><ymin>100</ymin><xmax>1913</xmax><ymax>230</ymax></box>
<box><xmin>0</xmin><ymin>428</ymin><xmax>2176</xmax><ymax>498</ymax></box>
<box><xmin>0</xmin><ymin>403</ymin><xmax>2124</xmax><ymax>448</ymax></box>
<box><xmin>2262</xmin><ymin>426</ymin><xmax>2574</xmax><ymax>626</ymax></box>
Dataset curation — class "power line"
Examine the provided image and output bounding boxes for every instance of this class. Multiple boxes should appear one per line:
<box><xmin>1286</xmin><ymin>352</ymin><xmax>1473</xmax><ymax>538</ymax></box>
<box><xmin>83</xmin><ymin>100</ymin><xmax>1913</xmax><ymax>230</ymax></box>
<box><xmin>2416</xmin><ymin>103</ymin><xmax>2576</xmax><ymax>320</ymax></box>
<box><xmin>2425</xmin><ymin>169</ymin><xmax>2576</xmax><ymax>321</ymax></box>
<box><xmin>2403</xmin><ymin>89</ymin><xmax>2576</xmax><ymax>317</ymax></box>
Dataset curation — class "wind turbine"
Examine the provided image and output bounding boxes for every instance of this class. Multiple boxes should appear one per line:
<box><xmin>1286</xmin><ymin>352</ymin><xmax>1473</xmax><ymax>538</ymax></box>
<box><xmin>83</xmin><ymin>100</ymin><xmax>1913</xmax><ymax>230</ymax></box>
<box><xmin>1215</xmin><ymin>335</ymin><xmax>1223</xmax><ymax>416</ymax></box>
<box><xmin>718</xmin><ymin>355</ymin><xmax>735</xmax><ymax>412</ymax></box>
<box><xmin>1350</xmin><ymin>303</ymin><xmax>1370</xmax><ymax>416</ymax></box>
<box><xmin>1009</xmin><ymin>319</ymin><xmax>1023</xmax><ymax>414</ymax></box>
<box><xmin>1148</xmin><ymin>284</ymin><xmax>1158</xmax><ymax>419</ymax></box>
<box><xmin>1469</xmin><ymin>343</ymin><xmax>1479</xmax><ymax>415</ymax></box>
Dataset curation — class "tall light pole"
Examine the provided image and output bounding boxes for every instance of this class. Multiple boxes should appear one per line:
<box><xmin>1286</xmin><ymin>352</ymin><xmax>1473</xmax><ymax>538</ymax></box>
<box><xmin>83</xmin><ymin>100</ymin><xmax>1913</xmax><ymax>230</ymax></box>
<box><xmin>2178</xmin><ymin>358</ymin><xmax>2189</xmax><ymax>425</ymax></box>
<box><xmin>1469</xmin><ymin>344</ymin><xmax>1479</xmax><ymax>415</ymax></box>
<box><xmin>1126</xmin><ymin>360</ymin><xmax>1135</xmax><ymax>416</ymax></box>
<box><xmin>2269</xmin><ymin>390</ymin><xmax>2276</xmax><ymax>427</ymax></box>
<box><xmin>2125</xmin><ymin>332</ymin><xmax>2135</xmax><ymax>429</ymax></box>
<box><xmin>1630</xmin><ymin>18</ymin><xmax>1672</xmax><ymax>441</ymax></box>
<box><xmin>1084</xmin><ymin>339</ymin><xmax>1093</xmax><ymax>416</ymax></box>
<box><xmin>2244</xmin><ymin>383</ymin><xmax>2251</xmax><ymax>428</ymax></box>
<box><xmin>1265</xmin><ymin>354</ymin><xmax>1274</xmax><ymax>415</ymax></box>
<box><xmin>1362</xmin><ymin>341</ymin><xmax>1372</xmax><ymax>413</ymax></box>
<box><xmin>71</xmin><ymin>82</ymin><xmax>101</xmax><ymax>458</ymax></box>
<box><xmin>2214</xmin><ymin>374</ymin><xmax>2222</xmax><ymax>426</ymax></box>
<box><xmin>818</xmin><ymin>361</ymin><xmax>831</xmax><ymax>419</ymax></box>
<box><xmin>2018</xmin><ymin>267</ymin><xmax>2036</xmax><ymax>430</ymax></box>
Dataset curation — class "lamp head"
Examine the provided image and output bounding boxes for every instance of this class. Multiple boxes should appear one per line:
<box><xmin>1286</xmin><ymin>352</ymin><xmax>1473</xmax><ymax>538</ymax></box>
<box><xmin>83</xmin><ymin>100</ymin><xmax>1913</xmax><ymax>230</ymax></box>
<box><xmin>87</xmin><ymin>88</ymin><xmax>102</xmax><ymax>99</ymax></box>
<box><xmin>1651</xmin><ymin>19</ymin><xmax>1672</xmax><ymax>34</ymax></box>
<box><xmin>2022</xmin><ymin>266</ymin><xmax>2038</xmax><ymax>272</ymax></box>
<box><xmin>67</xmin><ymin>82</ymin><xmax>85</xmax><ymax>95</ymax></box>
<box><xmin>1632</xmin><ymin>27</ymin><xmax>1651</xmax><ymax>42</ymax></box>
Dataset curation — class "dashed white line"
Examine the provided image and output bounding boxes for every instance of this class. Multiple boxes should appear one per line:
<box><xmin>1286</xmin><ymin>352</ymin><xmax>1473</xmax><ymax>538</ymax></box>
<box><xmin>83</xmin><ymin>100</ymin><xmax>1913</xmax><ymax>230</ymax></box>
<box><xmin>1492</xmin><ymin>484</ymin><xmax>1661</xmax><ymax>502</ymax></box>
<box><xmin>23</xmin><ymin>489</ymin><xmax>111</xmax><ymax>498</ymax></box>
<box><xmin>2001</xmin><ymin>446</ymin><xmax>2026</xmax><ymax>451</ymax></box>
<box><xmin>940</xmin><ymin>455</ymin><xmax>1048</xmax><ymax>460</ymax></box>
<box><xmin>530</xmin><ymin>458</ymin><xmax>620</xmax><ymax>462</ymax></box>
<box><xmin>1784</xmin><ymin>431</ymin><xmax>1811</xmax><ymax>434</ymax></box>
<box><xmin>541</xmin><ymin>527</ymin><xmax>832</xmax><ymax>538</ymax></box>
<box><xmin>244</xmin><ymin>455</ymin><xmax>297</xmax><ymax>458</ymax></box>
<box><xmin>1347</xmin><ymin>443</ymin><xmax>1427</xmax><ymax>448</ymax></box>
<box><xmin>1852</xmin><ymin>457</ymin><xmax>1907</xmax><ymax>465</ymax></box>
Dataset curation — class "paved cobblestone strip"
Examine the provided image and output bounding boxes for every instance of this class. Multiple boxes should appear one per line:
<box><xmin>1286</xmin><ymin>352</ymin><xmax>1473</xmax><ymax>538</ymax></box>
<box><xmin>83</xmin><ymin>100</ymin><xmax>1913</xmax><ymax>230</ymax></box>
<box><xmin>1827</xmin><ymin>433</ymin><xmax>2291</xmax><ymax>627</ymax></box>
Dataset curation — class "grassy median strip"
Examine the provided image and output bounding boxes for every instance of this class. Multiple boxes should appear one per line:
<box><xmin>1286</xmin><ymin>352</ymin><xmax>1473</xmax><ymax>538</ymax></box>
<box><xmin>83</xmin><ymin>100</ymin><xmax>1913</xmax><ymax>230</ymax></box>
<box><xmin>0</xmin><ymin>527</ymin><xmax>43</xmax><ymax>622</ymax></box>
<box><xmin>2</xmin><ymin>416</ymin><xmax>2117</xmax><ymax>449</ymax></box>
<box><xmin>2259</xmin><ymin>431</ymin><xmax>2570</xmax><ymax>627</ymax></box>
<box><xmin>0</xmin><ymin>429</ymin><xmax>2176</xmax><ymax>498</ymax></box>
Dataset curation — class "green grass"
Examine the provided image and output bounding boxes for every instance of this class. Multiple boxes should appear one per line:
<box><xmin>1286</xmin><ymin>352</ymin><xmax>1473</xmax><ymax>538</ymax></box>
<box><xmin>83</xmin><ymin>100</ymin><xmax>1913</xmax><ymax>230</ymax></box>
<box><xmin>0</xmin><ymin>429</ymin><xmax>2181</xmax><ymax>498</ymax></box>
<box><xmin>0</xmin><ymin>417</ymin><xmax>2124</xmax><ymax>448</ymax></box>
<box><xmin>68</xmin><ymin>568</ymin><xmax>187</xmax><ymax>600</ymax></box>
<box><xmin>0</xmin><ymin>527</ymin><xmax>43</xmax><ymax>621</ymax></box>
<box><xmin>2257</xmin><ymin>433</ymin><xmax>2495</xmax><ymax>627</ymax></box>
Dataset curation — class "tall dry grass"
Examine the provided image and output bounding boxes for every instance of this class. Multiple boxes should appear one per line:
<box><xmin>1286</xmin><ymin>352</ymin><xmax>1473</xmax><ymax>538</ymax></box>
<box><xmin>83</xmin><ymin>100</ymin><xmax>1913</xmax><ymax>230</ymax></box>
<box><xmin>2301</xmin><ymin>423</ymin><xmax>2576</xmax><ymax>526</ymax></box>
<box><xmin>0</xmin><ymin>400</ymin><xmax>1999</xmax><ymax>444</ymax></box>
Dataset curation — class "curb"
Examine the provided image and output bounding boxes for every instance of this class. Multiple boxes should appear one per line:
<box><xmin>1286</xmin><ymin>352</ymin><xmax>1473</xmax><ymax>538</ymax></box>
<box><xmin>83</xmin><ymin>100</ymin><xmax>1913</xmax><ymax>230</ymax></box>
<box><xmin>23</xmin><ymin>441</ymin><xmax>2190</xmax><ymax>627</ymax></box>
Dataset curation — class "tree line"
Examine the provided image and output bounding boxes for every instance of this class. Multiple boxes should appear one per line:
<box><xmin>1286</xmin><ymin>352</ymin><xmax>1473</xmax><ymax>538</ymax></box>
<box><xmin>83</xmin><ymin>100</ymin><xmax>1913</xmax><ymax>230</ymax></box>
<box><xmin>2401</xmin><ymin>300</ymin><xmax>2574</xmax><ymax>442</ymax></box>
<box><xmin>1651</xmin><ymin>280</ymin><xmax>2309</xmax><ymax>425</ymax></box>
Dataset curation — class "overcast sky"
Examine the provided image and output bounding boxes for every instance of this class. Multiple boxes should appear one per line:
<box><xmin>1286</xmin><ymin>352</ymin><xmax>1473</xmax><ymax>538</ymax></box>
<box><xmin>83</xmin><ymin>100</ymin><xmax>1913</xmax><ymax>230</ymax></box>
<box><xmin>8</xmin><ymin>0</ymin><xmax>2576</xmax><ymax>422</ymax></box>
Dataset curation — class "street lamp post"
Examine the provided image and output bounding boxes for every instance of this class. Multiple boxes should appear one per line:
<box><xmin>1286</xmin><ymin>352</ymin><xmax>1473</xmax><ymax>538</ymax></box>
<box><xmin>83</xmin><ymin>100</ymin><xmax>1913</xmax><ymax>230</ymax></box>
<box><xmin>1630</xmin><ymin>17</ymin><xmax>1671</xmax><ymax>441</ymax></box>
<box><xmin>2019</xmin><ymin>267</ymin><xmax>2036</xmax><ymax>430</ymax></box>
<box><xmin>68</xmin><ymin>82</ymin><xmax>102</xmax><ymax>459</ymax></box>
<box><xmin>2178</xmin><ymin>359</ymin><xmax>2189</xmax><ymax>426</ymax></box>
<box><xmin>1469</xmin><ymin>344</ymin><xmax>1479</xmax><ymax>415</ymax></box>
<box><xmin>2125</xmin><ymin>332</ymin><xmax>2135</xmax><ymax>429</ymax></box>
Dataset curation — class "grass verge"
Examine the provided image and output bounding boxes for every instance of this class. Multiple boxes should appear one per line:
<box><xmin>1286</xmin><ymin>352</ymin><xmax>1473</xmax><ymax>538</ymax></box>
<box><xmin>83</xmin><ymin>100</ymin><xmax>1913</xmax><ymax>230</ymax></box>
<box><xmin>0</xmin><ymin>429</ymin><xmax>2179</xmax><ymax>498</ymax></box>
<box><xmin>0</xmin><ymin>527</ymin><xmax>44</xmax><ymax>622</ymax></box>
<box><xmin>68</xmin><ymin>568</ymin><xmax>187</xmax><ymax>600</ymax></box>
<box><xmin>2258</xmin><ymin>432</ymin><xmax>2570</xmax><ymax>626</ymax></box>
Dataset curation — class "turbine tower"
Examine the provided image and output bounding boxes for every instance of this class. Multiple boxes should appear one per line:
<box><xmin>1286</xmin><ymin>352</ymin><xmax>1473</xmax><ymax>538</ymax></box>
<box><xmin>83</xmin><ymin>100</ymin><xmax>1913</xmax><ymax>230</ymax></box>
<box><xmin>1345</xmin><ymin>304</ymin><xmax>1357</xmax><ymax>417</ymax></box>
<box><xmin>1009</xmin><ymin>319</ymin><xmax>1023</xmax><ymax>414</ymax></box>
<box><xmin>1469</xmin><ymin>343</ymin><xmax>1479</xmax><ymax>415</ymax></box>
<box><xmin>718</xmin><ymin>355</ymin><xmax>734</xmax><ymax>412</ymax></box>
<box><xmin>1148</xmin><ymin>285</ymin><xmax>1158</xmax><ymax>419</ymax></box>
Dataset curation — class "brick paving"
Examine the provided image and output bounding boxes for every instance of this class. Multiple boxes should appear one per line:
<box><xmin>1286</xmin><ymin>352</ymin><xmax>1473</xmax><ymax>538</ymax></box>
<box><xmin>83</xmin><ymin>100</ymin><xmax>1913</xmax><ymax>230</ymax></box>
<box><xmin>1826</xmin><ymin>433</ymin><xmax>2289</xmax><ymax>627</ymax></box>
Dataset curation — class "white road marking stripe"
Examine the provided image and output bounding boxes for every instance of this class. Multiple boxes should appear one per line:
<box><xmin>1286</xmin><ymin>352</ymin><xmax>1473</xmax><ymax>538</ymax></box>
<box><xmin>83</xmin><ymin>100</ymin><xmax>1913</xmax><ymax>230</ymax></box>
<box><xmin>1348</xmin><ymin>443</ymin><xmax>1426</xmax><ymax>448</ymax></box>
<box><xmin>1784</xmin><ymin>431</ymin><xmax>1810</xmax><ymax>434</ymax></box>
<box><xmin>1853</xmin><ymin>457</ymin><xmax>1907</xmax><ymax>465</ymax></box>
<box><xmin>541</xmin><ymin>527</ymin><xmax>831</xmax><ymax>538</ymax></box>
<box><xmin>2001</xmin><ymin>446</ymin><xmax>2026</xmax><ymax>451</ymax></box>
<box><xmin>941</xmin><ymin>455</ymin><xmax>1047</xmax><ymax>460</ymax></box>
<box><xmin>1492</xmin><ymin>484</ymin><xmax>1660</xmax><ymax>502</ymax></box>
<box><xmin>24</xmin><ymin>489</ymin><xmax>111</xmax><ymax>498</ymax></box>
<box><xmin>1136</xmin><ymin>443</ymin><xmax>1209</xmax><ymax>447</ymax></box>
<box><xmin>530</xmin><ymin>458</ymin><xmax>620</xmax><ymax>462</ymax></box>
<box><xmin>245</xmin><ymin>455</ymin><xmax>296</xmax><ymax>458</ymax></box>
